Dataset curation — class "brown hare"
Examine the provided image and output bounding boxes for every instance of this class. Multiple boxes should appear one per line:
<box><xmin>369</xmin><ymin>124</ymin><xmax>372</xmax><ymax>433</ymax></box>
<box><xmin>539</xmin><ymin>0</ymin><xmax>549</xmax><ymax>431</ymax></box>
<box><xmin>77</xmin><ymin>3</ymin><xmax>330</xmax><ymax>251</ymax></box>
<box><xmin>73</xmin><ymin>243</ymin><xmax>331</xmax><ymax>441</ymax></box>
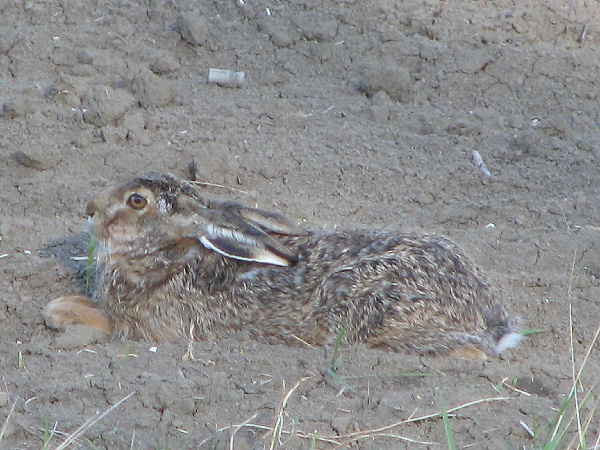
<box><xmin>43</xmin><ymin>173</ymin><xmax>522</xmax><ymax>357</ymax></box>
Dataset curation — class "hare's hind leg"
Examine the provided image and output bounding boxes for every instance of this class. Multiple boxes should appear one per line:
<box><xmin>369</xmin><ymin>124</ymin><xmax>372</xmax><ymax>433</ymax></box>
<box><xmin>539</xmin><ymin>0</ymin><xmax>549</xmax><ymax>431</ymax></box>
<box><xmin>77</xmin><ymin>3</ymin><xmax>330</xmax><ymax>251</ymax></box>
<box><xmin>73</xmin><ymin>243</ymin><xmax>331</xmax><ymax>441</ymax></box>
<box><xmin>43</xmin><ymin>296</ymin><xmax>113</xmax><ymax>335</ymax></box>
<box><xmin>365</xmin><ymin>327</ymin><xmax>488</xmax><ymax>360</ymax></box>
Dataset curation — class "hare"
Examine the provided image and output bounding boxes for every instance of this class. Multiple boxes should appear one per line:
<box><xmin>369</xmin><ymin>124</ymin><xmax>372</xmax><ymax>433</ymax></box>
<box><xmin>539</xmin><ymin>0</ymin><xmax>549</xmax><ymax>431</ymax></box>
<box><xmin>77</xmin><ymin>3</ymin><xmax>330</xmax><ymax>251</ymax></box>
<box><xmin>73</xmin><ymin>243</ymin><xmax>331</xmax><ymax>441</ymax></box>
<box><xmin>43</xmin><ymin>173</ymin><xmax>522</xmax><ymax>357</ymax></box>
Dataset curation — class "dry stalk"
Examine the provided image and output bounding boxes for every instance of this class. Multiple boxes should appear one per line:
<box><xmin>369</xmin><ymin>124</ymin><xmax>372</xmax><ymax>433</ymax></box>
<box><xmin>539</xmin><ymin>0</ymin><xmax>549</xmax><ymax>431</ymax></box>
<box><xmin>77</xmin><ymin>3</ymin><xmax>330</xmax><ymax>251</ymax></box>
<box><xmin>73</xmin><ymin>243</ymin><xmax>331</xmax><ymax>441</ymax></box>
<box><xmin>201</xmin><ymin>394</ymin><xmax>513</xmax><ymax>448</ymax></box>
<box><xmin>182</xmin><ymin>319</ymin><xmax>196</xmax><ymax>361</ymax></box>
<box><xmin>229</xmin><ymin>412</ymin><xmax>258</xmax><ymax>450</ymax></box>
<box><xmin>0</xmin><ymin>399</ymin><xmax>17</xmax><ymax>443</ymax></box>
<box><xmin>269</xmin><ymin>377</ymin><xmax>310</xmax><ymax>450</ymax></box>
<box><xmin>190</xmin><ymin>180</ymin><xmax>248</xmax><ymax>194</ymax></box>
<box><xmin>52</xmin><ymin>391</ymin><xmax>136</xmax><ymax>450</ymax></box>
<box><xmin>331</xmin><ymin>396</ymin><xmax>511</xmax><ymax>447</ymax></box>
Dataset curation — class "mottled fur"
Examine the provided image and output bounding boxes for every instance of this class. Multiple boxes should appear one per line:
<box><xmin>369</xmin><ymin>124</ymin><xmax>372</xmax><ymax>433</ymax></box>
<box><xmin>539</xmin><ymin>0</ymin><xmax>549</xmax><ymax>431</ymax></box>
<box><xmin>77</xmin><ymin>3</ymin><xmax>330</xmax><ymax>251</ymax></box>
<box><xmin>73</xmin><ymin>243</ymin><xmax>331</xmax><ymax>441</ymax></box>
<box><xmin>43</xmin><ymin>173</ymin><xmax>521</xmax><ymax>356</ymax></box>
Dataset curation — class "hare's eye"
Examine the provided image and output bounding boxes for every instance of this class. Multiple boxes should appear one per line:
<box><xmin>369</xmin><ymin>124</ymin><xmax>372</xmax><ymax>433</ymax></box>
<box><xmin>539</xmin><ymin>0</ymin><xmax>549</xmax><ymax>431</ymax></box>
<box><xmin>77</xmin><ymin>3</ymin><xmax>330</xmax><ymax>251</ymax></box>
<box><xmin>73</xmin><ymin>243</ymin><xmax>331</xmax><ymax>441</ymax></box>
<box><xmin>126</xmin><ymin>193</ymin><xmax>148</xmax><ymax>210</ymax></box>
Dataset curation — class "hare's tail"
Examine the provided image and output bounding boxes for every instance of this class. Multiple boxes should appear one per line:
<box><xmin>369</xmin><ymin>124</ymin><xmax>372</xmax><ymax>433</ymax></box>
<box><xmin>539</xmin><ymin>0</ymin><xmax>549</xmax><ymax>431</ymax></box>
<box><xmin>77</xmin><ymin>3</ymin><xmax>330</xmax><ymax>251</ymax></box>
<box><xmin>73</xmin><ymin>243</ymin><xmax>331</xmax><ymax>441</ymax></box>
<box><xmin>495</xmin><ymin>331</ymin><xmax>523</xmax><ymax>354</ymax></box>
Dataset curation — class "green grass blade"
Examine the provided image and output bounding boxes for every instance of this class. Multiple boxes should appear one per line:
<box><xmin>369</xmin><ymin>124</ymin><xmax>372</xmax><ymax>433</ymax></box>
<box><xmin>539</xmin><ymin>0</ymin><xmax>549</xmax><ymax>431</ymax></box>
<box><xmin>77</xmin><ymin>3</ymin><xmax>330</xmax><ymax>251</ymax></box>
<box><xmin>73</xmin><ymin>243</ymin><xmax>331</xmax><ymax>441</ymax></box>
<box><xmin>438</xmin><ymin>390</ymin><xmax>456</xmax><ymax>450</ymax></box>
<box><xmin>85</xmin><ymin>234</ymin><xmax>97</xmax><ymax>296</ymax></box>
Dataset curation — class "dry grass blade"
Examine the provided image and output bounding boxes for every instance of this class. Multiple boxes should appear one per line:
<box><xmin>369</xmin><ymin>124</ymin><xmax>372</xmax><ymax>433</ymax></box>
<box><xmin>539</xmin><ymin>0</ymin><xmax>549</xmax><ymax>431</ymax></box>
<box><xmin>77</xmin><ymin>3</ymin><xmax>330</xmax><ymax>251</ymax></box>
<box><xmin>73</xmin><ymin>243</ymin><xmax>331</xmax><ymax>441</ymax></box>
<box><xmin>190</xmin><ymin>180</ymin><xmax>248</xmax><ymax>194</ymax></box>
<box><xmin>544</xmin><ymin>250</ymin><xmax>600</xmax><ymax>449</ymax></box>
<box><xmin>51</xmin><ymin>391</ymin><xmax>136</xmax><ymax>450</ymax></box>
<box><xmin>557</xmin><ymin>252</ymin><xmax>599</xmax><ymax>448</ymax></box>
<box><xmin>568</xmin><ymin>303</ymin><xmax>584</xmax><ymax>447</ymax></box>
<box><xmin>0</xmin><ymin>378</ymin><xmax>17</xmax><ymax>444</ymax></box>
<box><xmin>0</xmin><ymin>398</ymin><xmax>17</xmax><ymax>443</ymax></box>
<box><xmin>565</xmin><ymin>397</ymin><xmax>598</xmax><ymax>449</ymax></box>
<box><xmin>229</xmin><ymin>412</ymin><xmax>258</xmax><ymax>450</ymax></box>
<box><xmin>284</xmin><ymin>395</ymin><xmax>511</xmax><ymax>448</ymax></box>
<box><xmin>338</xmin><ymin>395</ymin><xmax>512</xmax><ymax>442</ymax></box>
<box><xmin>200</xmin><ymin>394</ymin><xmax>511</xmax><ymax>448</ymax></box>
<box><xmin>269</xmin><ymin>377</ymin><xmax>310</xmax><ymax>450</ymax></box>
<box><xmin>292</xmin><ymin>429</ymin><xmax>436</xmax><ymax>446</ymax></box>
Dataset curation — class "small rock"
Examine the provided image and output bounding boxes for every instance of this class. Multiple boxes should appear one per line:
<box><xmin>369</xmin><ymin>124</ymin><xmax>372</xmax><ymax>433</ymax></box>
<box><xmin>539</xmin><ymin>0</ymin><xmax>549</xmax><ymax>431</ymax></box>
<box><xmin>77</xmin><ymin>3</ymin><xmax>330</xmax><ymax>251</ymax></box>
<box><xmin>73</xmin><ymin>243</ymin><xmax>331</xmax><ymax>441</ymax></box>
<box><xmin>258</xmin><ymin>20</ymin><xmax>298</xmax><ymax>48</ymax></box>
<box><xmin>178</xmin><ymin>13</ymin><xmax>209</xmax><ymax>46</ymax></box>
<box><xmin>120</xmin><ymin>110</ymin><xmax>152</xmax><ymax>145</ymax></box>
<box><xmin>293</xmin><ymin>13</ymin><xmax>338</xmax><ymax>42</ymax></box>
<box><xmin>2</xmin><ymin>98</ymin><xmax>32</xmax><ymax>119</ymax></box>
<box><xmin>132</xmin><ymin>68</ymin><xmax>174</xmax><ymax>108</ymax></box>
<box><xmin>149</xmin><ymin>51</ymin><xmax>181</xmax><ymax>75</ymax></box>
<box><xmin>509</xmin><ymin>130</ymin><xmax>543</xmax><ymax>159</ymax></box>
<box><xmin>446</xmin><ymin>119</ymin><xmax>481</xmax><ymax>137</ymax></box>
<box><xmin>357</xmin><ymin>62</ymin><xmax>414</xmax><ymax>103</ymax></box>
<box><xmin>12</xmin><ymin>151</ymin><xmax>46</xmax><ymax>171</ymax></box>
<box><xmin>331</xmin><ymin>415</ymin><xmax>354</xmax><ymax>434</ymax></box>
<box><xmin>82</xmin><ymin>85</ymin><xmax>136</xmax><ymax>127</ymax></box>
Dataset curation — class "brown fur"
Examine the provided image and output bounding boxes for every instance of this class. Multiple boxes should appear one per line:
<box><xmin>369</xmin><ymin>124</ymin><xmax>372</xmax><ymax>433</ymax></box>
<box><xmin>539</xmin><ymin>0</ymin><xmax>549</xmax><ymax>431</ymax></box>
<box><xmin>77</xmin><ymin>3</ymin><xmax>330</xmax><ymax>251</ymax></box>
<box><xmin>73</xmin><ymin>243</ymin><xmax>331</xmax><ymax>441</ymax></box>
<box><xmin>43</xmin><ymin>173</ymin><xmax>520</xmax><ymax>356</ymax></box>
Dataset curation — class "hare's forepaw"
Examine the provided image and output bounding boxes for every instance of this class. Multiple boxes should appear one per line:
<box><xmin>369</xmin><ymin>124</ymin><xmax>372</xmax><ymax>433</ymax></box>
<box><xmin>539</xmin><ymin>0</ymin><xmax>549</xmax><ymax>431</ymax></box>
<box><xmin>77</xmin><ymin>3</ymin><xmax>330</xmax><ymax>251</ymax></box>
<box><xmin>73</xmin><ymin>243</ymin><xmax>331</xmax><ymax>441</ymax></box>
<box><xmin>42</xmin><ymin>295</ymin><xmax>113</xmax><ymax>335</ymax></box>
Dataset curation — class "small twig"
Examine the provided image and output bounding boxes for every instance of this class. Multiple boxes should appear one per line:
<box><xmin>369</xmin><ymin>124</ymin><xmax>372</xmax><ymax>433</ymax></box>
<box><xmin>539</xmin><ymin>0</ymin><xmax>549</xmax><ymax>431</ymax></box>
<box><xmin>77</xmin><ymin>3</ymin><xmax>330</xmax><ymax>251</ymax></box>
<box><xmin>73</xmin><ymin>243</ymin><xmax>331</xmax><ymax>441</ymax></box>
<box><xmin>471</xmin><ymin>151</ymin><xmax>492</xmax><ymax>177</ymax></box>
<box><xmin>577</xmin><ymin>22</ymin><xmax>589</xmax><ymax>43</ymax></box>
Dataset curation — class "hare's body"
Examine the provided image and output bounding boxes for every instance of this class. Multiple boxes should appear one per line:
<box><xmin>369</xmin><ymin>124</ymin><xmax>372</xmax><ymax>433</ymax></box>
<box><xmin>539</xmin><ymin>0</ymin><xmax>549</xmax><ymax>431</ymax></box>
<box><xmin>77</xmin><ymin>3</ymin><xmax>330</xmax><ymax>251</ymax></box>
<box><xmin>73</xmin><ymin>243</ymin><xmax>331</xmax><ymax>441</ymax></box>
<box><xmin>44</xmin><ymin>173</ymin><xmax>521</xmax><ymax>356</ymax></box>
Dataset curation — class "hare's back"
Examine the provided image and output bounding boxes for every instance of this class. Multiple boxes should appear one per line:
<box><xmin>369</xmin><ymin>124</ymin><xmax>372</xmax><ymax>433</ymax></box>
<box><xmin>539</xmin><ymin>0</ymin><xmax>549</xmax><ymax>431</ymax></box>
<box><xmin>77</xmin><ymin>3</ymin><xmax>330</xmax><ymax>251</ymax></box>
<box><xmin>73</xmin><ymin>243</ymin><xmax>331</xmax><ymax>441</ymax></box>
<box><xmin>291</xmin><ymin>230</ymin><xmax>484</xmax><ymax>282</ymax></box>
<box><xmin>287</xmin><ymin>229</ymin><xmax>496</xmax><ymax>314</ymax></box>
<box><xmin>283</xmin><ymin>230</ymin><xmax>515</xmax><ymax>354</ymax></box>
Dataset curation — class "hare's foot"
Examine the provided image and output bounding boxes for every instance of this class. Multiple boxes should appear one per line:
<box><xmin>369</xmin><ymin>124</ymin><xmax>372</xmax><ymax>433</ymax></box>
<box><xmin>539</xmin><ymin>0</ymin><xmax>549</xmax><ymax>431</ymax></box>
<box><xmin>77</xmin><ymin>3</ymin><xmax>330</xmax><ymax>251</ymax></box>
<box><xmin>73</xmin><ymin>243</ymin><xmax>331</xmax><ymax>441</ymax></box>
<box><xmin>450</xmin><ymin>346</ymin><xmax>488</xmax><ymax>360</ymax></box>
<box><xmin>43</xmin><ymin>295</ymin><xmax>113</xmax><ymax>335</ymax></box>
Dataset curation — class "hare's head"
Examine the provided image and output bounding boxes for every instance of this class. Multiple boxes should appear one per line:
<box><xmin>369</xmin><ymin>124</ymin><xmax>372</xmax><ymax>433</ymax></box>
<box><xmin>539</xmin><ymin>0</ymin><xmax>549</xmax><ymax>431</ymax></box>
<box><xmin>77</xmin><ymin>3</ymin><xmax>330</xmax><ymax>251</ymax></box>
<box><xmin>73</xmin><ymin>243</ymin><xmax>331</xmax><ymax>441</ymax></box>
<box><xmin>86</xmin><ymin>173</ymin><xmax>204</xmax><ymax>253</ymax></box>
<box><xmin>86</xmin><ymin>173</ymin><xmax>307</xmax><ymax>265</ymax></box>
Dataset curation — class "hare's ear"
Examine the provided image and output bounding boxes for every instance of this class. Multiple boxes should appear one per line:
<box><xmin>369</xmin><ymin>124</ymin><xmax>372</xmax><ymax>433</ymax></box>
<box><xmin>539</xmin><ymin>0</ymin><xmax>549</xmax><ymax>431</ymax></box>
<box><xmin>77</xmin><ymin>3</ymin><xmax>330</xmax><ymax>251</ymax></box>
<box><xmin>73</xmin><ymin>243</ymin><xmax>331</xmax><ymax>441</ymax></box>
<box><xmin>222</xmin><ymin>202</ymin><xmax>308</xmax><ymax>236</ymax></box>
<box><xmin>199</xmin><ymin>223</ymin><xmax>298</xmax><ymax>266</ymax></box>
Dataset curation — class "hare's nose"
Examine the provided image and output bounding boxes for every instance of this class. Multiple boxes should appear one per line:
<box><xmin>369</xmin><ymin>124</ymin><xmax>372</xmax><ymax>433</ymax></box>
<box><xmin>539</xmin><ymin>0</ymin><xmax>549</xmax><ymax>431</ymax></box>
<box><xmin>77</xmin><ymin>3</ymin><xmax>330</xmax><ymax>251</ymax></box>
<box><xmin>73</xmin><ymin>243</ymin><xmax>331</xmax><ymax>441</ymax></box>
<box><xmin>85</xmin><ymin>201</ymin><xmax>97</xmax><ymax>217</ymax></box>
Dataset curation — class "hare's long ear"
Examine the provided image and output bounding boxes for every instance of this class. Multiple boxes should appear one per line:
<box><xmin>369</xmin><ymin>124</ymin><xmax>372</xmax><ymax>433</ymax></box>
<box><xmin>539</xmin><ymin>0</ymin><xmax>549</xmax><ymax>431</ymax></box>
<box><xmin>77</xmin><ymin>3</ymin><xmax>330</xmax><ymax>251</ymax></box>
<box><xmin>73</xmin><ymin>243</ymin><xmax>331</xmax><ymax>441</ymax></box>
<box><xmin>178</xmin><ymin>197</ymin><xmax>303</xmax><ymax>266</ymax></box>
<box><xmin>221</xmin><ymin>202</ymin><xmax>308</xmax><ymax>236</ymax></box>
<box><xmin>199</xmin><ymin>222</ymin><xmax>298</xmax><ymax>266</ymax></box>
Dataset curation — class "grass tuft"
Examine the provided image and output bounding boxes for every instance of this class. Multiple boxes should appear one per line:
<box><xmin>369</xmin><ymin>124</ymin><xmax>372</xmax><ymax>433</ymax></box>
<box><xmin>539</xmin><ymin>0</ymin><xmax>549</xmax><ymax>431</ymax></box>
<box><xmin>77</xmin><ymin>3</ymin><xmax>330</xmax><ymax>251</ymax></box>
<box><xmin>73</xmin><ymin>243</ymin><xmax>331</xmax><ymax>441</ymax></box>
<box><xmin>539</xmin><ymin>307</ymin><xmax>599</xmax><ymax>450</ymax></box>
<box><xmin>329</xmin><ymin>327</ymin><xmax>346</xmax><ymax>374</ymax></box>
<box><xmin>85</xmin><ymin>234</ymin><xmax>97</xmax><ymax>296</ymax></box>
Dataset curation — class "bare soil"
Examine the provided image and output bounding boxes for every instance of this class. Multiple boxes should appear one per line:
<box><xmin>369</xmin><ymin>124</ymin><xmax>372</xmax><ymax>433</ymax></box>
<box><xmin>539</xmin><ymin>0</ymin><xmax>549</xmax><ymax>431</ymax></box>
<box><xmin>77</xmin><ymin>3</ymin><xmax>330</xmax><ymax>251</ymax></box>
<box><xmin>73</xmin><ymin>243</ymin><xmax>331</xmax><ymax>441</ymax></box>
<box><xmin>1</xmin><ymin>0</ymin><xmax>599</xmax><ymax>449</ymax></box>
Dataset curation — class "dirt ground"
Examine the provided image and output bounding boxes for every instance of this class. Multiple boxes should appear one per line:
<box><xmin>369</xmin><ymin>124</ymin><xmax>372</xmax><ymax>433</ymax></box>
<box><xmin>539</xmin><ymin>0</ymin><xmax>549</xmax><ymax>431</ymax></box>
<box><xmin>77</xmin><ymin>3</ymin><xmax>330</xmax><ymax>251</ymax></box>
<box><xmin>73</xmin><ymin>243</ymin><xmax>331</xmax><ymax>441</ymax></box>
<box><xmin>1</xmin><ymin>0</ymin><xmax>600</xmax><ymax>448</ymax></box>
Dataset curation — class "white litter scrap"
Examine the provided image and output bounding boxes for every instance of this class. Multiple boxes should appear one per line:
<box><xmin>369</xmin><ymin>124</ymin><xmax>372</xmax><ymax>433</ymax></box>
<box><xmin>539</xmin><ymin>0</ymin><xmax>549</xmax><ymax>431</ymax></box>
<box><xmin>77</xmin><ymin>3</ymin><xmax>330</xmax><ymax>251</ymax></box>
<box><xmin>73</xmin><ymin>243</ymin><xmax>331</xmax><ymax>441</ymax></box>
<box><xmin>207</xmin><ymin>68</ymin><xmax>245</xmax><ymax>88</ymax></box>
<box><xmin>472</xmin><ymin>150</ymin><xmax>492</xmax><ymax>177</ymax></box>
